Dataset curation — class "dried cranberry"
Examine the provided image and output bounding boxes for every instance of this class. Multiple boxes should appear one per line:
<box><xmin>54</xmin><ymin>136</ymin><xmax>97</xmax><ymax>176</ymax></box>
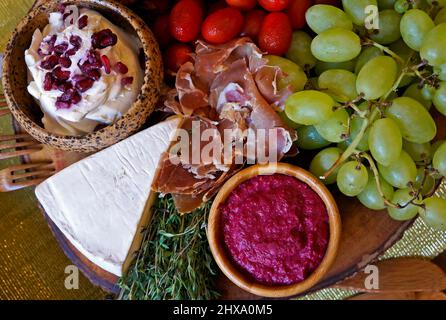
<box><xmin>69</xmin><ymin>35</ymin><xmax>82</xmax><ymax>48</ymax></box>
<box><xmin>54</xmin><ymin>42</ymin><xmax>68</xmax><ymax>55</ymax></box>
<box><xmin>52</xmin><ymin>67</ymin><xmax>70</xmax><ymax>81</ymax></box>
<box><xmin>91</xmin><ymin>29</ymin><xmax>118</xmax><ymax>49</ymax></box>
<box><xmin>55</xmin><ymin>100</ymin><xmax>71</xmax><ymax>109</ymax></box>
<box><xmin>101</xmin><ymin>55</ymin><xmax>111</xmax><ymax>74</ymax></box>
<box><xmin>59</xmin><ymin>56</ymin><xmax>72</xmax><ymax>68</ymax></box>
<box><xmin>75</xmin><ymin>77</ymin><xmax>94</xmax><ymax>92</ymax></box>
<box><xmin>78</xmin><ymin>15</ymin><xmax>88</xmax><ymax>29</ymax></box>
<box><xmin>84</xmin><ymin>69</ymin><xmax>101</xmax><ymax>81</ymax></box>
<box><xmin>40</xmin><ymin>55</ymin><xmax>59</xmax><ymax>70</ymax></box>
<box><xmin>114</xmin><ymin>62</ymin><xmax>128</xmax><ymax>74</ymax></box>
<box><xmin>121</xmin><ymin>77</ymin><xmax>134</xmax><ymax>86</ymax></box>
<box><xmin>43</xmin><ymin>73</ymin><xmax>53</xmax><ymax>91</ymax></box>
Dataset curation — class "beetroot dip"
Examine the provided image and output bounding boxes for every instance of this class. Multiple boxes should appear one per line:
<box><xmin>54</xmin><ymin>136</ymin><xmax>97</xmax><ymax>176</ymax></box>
<box><xmin>220</xmin><ymin>174</ymin><xmax>329</xmax><ymax>286</ymax></box>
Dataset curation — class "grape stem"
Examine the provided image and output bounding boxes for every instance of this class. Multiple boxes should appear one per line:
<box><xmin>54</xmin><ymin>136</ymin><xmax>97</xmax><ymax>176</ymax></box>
<box><xmin>360</xmin><ymin>152</ymin><xmax>399</xmax><ymax>209</ymax></box>
<box><xmin>364</xmin><ymin>39</ymin><xmax>405</xmax><ymax>65</ymax></box>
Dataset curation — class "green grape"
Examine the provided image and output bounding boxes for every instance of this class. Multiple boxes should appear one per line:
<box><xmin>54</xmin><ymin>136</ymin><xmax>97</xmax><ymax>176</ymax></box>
<box><xmin>434</xmin><ymin>64</ymin><xmax>446</xmax><ymax>81</ymax></box>
<box><xmin>378</xmin><ymin>0</ymin><xmax>396</xmax><ymax>9</ymax></box>
<box><xmin>403</xmin><ymin>140</ymin><xmax>432</xmax><ymax>162</ymax></box>
<box><xmin>337</xmin><ymin>161</ymin><xmax>369</xmax><ymax>196</ymax></box>
<box><xmin>403</xmin><ymin>83</ymin><xmax>432</xmax><ymax>109</ymax></box>
<box><xmin>357</xmin><ymin>56</ymin><xmax>398</xmax><ymax>100</ymax></box>
<box><xmin>342</xmin><ymin>0</ymin><xmax>379</xmax><ymax>26</ymax></box>
<box><xmin>387</xmin><ymin>189</ymin><xmax>421</xmax><ymax>221</ymax></box>
<box><xmin>306</xmin><ymin>5</ymin><xmax>353</xmax><ymax>34</ymax></box>
<box><xmin>432</xmin><ymin>140</ymin><xmax>445</xmax><ymax>154</ymax></box>
<box><xmin>421</xmin><ymin>84</ymin><xmax>435</xmax><ymax>101</ymax></box>
<box><xmin>286</xmin><ymin>31</ymin><xmax>317</xmax><ymax>70</ymax></box>
<box><xmin>369</xmin><ymin>118</ymin><xmax>403</xmax><ymax>166</ymax></box>
<box><xmin>318</xmin><ymin>69</ymin><xmax>358</xmax><ymax>103</ymax></box>
<box><xmin>420</xmin><ymin>197</ymin><xmax>446</xmax><ymax>230</ymax></box>
<box><xmin>434</xmin><ymin>7</ymin><xmax>446</xmax><ymax>24</ymax></box>
<box><xmin>311</xmin><ymin>28</ymin><xmax>362</xmax><ymax>63</ymax></box>
<box><xmin>400</xmin><ymin>9</ymin><xmax>435</xmax><ymax>51</ymax></box>
<box><xmin>370</xmin><ymin>10</ymin><xmax>402</xmax><ymax>44</ymax></box>
<box><xmin>389</xmin><ymin>39</ymin><xmax>416</xmax><ymax>87</ymax></box>
<box><xmin>355</xmin><ymin>47</ymin><xmax>383</xmax><ymax>74</ymax></box>
<box><xmin>347</xmin><ymin>115</ymin><xmax>371</xmax><ymax>151</ymax></box>
<box><xmin>433</xmin><ymin>141</ymin><xmax>446</xmax><ymax>176</ymax></box>
<box><xmin>385</xmin><ymin>97</ymin><xmax>437</xmax><ymax>143</ymax></box>
<box><xmin>278</xmin><ymin>111</ymin><xmax>300</xmax><ymax>129</ymax></box>
<box><xmin>358</xmin><ymin>172</ymin><xmax>394</xmax><ymax>210</ymax></box>
<box><xmin>310</xmin><ymin>147</ymin><xmax>343</xmax><ymax>184</ymax></box>
<box><xmin>285</xmin><ymin>90</ymin><xmax>335</xmax><ymax>125</ymax></box>
<box><xmin>315</xmin><ymin>60</ymin><xmax>357</xmax><ymax>75</ymax></box>
<box><xmin>378</xmin><ymin>151</ymin><xmax>417</xmax><ymax>188</ymax></box>
<box><xmin>433</xmin><ymin>82</ymin><xmax>446</xmax><ymax>115</ymax></box>
<box><xmin>266</xmin><ymin>55</ymin><xmax>307</xmax><ymax>92</ymax></box>
<box><xmin>413</xmin><ymin>167</ymin><xmax>436</xmax><ymax>195</ymax></box>
<box><xmin>394</xmin><ymin>0</ymin><xmax>410</xmax><ymax>13</ymax></box>
<box><xmin>315</xmin><ymin>108</ymin><xmax>350</xmax><ymax>143</ymax></box>
<box><xmin>427</xmin><ymin>0</ymin><xmax>446</xmax><ymax>7</ymax></box>
<box><xmin>296</xmin><ymin>125</ymin><xmax>331</xmax><ymax>150</ymax></box>
<box><xmin>420</xmin><ymin>23</ymin><xmax>446</xmax><ymax>66</ymax></box>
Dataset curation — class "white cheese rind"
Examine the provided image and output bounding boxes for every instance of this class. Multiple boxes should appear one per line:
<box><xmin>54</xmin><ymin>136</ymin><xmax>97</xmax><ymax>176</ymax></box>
<box><xmin>35</xmin><ymin>117</ymin><xmax>180</xmax><ymax>276</ymax></box>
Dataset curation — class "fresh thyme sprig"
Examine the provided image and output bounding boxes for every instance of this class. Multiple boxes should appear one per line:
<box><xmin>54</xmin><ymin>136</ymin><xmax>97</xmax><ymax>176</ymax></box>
<box><xmin>118</xmin><ymin>195</ymin><xmax>220</xmax><ymax>300</ymax></box>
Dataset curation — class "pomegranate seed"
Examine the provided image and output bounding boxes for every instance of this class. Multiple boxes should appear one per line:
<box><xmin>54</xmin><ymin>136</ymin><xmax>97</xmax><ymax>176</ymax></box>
<box><xmin>43</xmin><ymin>73</ymin><xmax>53</xmax><ymax>91</ymax></box>
<box><xmin>66</xmin><ymin>48</ymin><xmax>78</xmax><ymax>56</ymax></box>
<box><xmin>85</xmin><ymin>69</ymin><xmax>101</xmax><ymax>81</ymax></box>
<box><xmin>59</xmin><ymin>56</ymin><xmax>72</xmax><ymax>68</ymax></box>
<box><xmin>57</xmin><ymin>81</ymin><xmax>73</xmax><ymax>92</ymax></box>
<box><xmin>52</xmin><ymin>67</ymin><xmax>70</xmax><ymax>81</ymax></box>
<box><xmin>78</xmin><ymin>15</ymin><xmax>88</xmax><ymax>29</ymax></box>
<box><xmin>55</xmin><ymin>100</ymin><xmax>71</xmax><ymax>109</ymax></box>
<box><xmin>54</xmin><ymin>42</ymin><xmax>68</xmax><ymax>55</ymax></box>
<box><xmin>58</xmin><ymin>4</ymin><xmax>66</xmax><ymax>14</ymax></box>
<box><xmin>121</xmin><ymin>77</ymin><xmax>134</xmax><ymax>86</ymax></box>
<box><xmin>87</xmin><ymin>50</ymin><xmax>102</xmax><ymax>65</ymax></box>
<box><xmin>69</xmin><ymin>35</ymin><xmax>82</xmax><ymax>48</ymax></box>
<box><xmin>114</xmin><ymin>62</ymin><xmax>128</xmax><ymax>74</ymax></box>
<box><xmin>101</xmin><ymin>55</ymin><xmax>111</xmax><ymax>74</ymax></box>
<box><xmin>63</xmin><ymin>10</ymin><xmax>74</xmax><ymax>22</ymax></box>
<box><xmin>72</xmin><ymin>91</ymin><xmax>82</xmax><ymax>104</ymax></box>
<box><xmin>40</xmin><ymin>55</ymin><xmax>59</xmax><ymax>70</ymax></box>
<box><xmin>91</xmin><ymin>29</ymin><xmax>118</xmax><ymax>49</ymax></box>
<box><xmin>75</xmin><ymin>77</ymin><xmax>94</xmax><ymax>92</ymax></box>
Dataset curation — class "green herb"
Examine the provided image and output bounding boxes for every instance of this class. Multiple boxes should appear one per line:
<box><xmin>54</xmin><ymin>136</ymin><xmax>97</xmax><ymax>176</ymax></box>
<box><xmin>118</xmin><ymin>195</ymin><xmax>220</xmax><ymax>300</ymax></box>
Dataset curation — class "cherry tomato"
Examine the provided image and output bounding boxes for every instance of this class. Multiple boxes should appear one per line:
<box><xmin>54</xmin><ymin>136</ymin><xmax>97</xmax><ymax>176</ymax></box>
<box><xmin>164</xmin><ymin>43</ymin><xmax>193</xmax><ymax>72</ymax></box>
<box><xmin>286</xmin><ymin>0</ymin><xmax>312</xmax><ymax>30</ymax></box>
<box><xmin>201</xmin><ymin>8</ymin><xmax>244</xmax><ymax>44</ymax></box>
<box><xmin>169</xmin><ymin>0</ymin><xmax>204</xmax><ymax>42</ymax></box>
<box><xmin>258</xmin><ymin>12</ymin><xmax>292</xmax><ymax>55</ymax></box>
<box><xmin>208</xmin><ymin>0</ymin><xmax>228</xmax><ymax>13</ymax></box>
<box><xmin>240</xmin><ymin>9</ymin><xmax>266</xmax><ymax>41</ymax></box>
<box><xmin>258</xmin><ymin>0</ymin><xmax>290</xmax><ymax>12</ymax></box>
<box><xmin>226</xmin><ymin>0</ymin><xmax>258</xmax><ymax>11</ymax></box>
<box><xmin>152</xmin><ymin>15</ymin><xmax>171</xmax><ymax>48</ymax></box>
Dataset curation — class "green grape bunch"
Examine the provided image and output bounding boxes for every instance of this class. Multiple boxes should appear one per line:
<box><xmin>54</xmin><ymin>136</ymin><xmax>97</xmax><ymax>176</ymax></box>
<box><xmin>282</xmin><ymin>0</ymin><xmax>446</xmax><ymax>231</ymax></box>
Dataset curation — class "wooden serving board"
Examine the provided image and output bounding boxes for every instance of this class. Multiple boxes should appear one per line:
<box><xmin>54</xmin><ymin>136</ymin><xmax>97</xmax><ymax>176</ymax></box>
<box><xmin>16</xmin><ymin>0</ymin><xmax>446</xmax><ymax>300</ymax></box>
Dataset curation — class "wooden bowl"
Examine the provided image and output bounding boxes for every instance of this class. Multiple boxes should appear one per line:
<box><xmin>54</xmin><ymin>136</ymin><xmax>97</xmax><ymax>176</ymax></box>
<box><xmin>2</xmin><ymin>0</ymin><xmax>162</xmax><ymax>152</ymax></box>
<box><xmin>208</xmin><ymin>163</ymin><xmax>341</xmax><ymax>298</ymax></box>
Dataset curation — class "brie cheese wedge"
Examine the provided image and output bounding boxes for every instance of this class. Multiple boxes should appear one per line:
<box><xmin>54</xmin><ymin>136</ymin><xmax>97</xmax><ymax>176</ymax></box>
<box><xmin>35</xmin><ymin>117</ymin><xmax>181</xmax><ymax>276</ymax></box>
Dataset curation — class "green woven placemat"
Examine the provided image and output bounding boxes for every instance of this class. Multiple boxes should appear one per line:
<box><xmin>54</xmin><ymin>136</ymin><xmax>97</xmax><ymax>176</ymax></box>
<box><xmin>0</xmin><ymin>1</ymin><xmax>445</xmax><ymax>301</ymax></box>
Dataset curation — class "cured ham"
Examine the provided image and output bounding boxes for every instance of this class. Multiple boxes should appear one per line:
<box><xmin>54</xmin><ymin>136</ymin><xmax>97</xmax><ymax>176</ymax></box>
<box><xmin>153</xmin><ymin>38</ymin><xmax>297</xmax><ymax>213</ymax></box>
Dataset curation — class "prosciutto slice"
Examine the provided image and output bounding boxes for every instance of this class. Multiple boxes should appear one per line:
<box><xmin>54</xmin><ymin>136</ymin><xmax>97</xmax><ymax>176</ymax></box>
<box><xmin>154</xmin><ymin>38</ymin><xmax>297</xmax><ymax>213</ymax></box>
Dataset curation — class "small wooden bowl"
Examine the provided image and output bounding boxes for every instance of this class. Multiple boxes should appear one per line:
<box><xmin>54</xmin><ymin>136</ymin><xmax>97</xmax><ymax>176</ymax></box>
<box><xmin>2</xmin><ymin>0</ymin><xmax>162</xmax><ymax>152</ymax></box>
<box><xmin>208</xmin><ymin>163</ymin><xmax>341</xmax><ymax>298</ymax></box>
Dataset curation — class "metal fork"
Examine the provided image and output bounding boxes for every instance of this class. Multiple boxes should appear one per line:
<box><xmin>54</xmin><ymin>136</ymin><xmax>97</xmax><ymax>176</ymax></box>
<box><xmin>0</xmin><ymin>134</ymin><xmax>43</xmax><ymax>160</ymax></box>
<box><xmin>0</xmin><ymin>162</ymin><xmax>55</xmax><ymax>192</ymax></box>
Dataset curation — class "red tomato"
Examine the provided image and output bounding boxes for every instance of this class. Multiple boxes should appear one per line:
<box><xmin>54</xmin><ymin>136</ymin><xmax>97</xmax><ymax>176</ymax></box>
<box><xmin>164</xmin><ymin>43</ymin><xmax>193</xmax><ymax>72</ymax></box>
<box><xmin>226</xmin><ymin>0</ymin><xmax>257</xmax><ymax>11</ymax></box>
<box><xmin>258</xmin><ymin>12</ymin><xmax>292</xmax><ymax>55</ymax></box>
<box><xmin>201</xmin><ymin>8</ymin><xmax>244</xmax><ymax>44</ymax></box>
<box><xmin>240</xmin><ymin>9</ymin><xmax>266</xmax><ymax>40</ymax></box>
<box><xmin>286</xmin><ymin>0</ymin><xmax>312</xmax><ymax>30</ymax></box>
<box><xmin>258</xmin><ymin>0</ymin><xmax>290</xmax><ymax>11</ymax></box>
<box><xmin>169</xmin><ymin>0</ymin><xmax>204</xmax><ymax>42</ymax></box>
<box><xmin>152</xmin><ymin>15</ymin><xmax>171</xmax><ymax>48</ymax></box>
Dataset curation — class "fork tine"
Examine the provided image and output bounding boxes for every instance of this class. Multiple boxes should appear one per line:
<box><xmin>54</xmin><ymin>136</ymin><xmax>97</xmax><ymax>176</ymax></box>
<box><xmin>0</xmin><ymin>147</ymin><xmax>44</xmax><ymax>160</ymax></box>
<box><xmin>5</xmin><ymin>178</ymin><xmax>49</xmax><ymax>191</ymax></box>
<box><xmin>0</xmin><ymin>109</ymin><xmax>10</xmax><ymax>117</ymax></box>
<box><xmin>0</xmin><ymin>140</ymin><xmax>40</xmax><ymax>151</ymax></box>
<box><xmin>11</xmin><ymin>170</ymin><xmax>55</xmax><ymax>180</ymax></box>
<box><xmin>0</xmin><ymin>134</ymin><xmax>35</xmax><ymax>142</ymax></box>
<box><xmin>8</xmin><ymin>162</ymin><xmax>54</xmax><ymax>172</ymax></box>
